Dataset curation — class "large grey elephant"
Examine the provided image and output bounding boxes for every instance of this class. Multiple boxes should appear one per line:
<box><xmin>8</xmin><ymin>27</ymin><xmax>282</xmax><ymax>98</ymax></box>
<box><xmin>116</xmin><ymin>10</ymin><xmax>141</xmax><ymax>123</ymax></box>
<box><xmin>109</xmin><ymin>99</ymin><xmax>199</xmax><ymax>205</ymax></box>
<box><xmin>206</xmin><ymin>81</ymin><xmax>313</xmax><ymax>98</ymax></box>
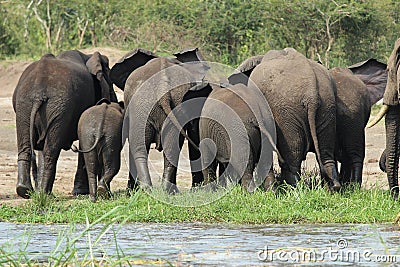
<box><xmin>330</xmin><ymin>59</ymin><xmax>387</xmax><ymax>187</ymax></box>
<box><xmin>110</xmin><ymin>48</ymin><xmax>211</xmax><ymax>193</ymax></box>
<box><xmin>13</xmin><ymin>50</ymin><xmax>117</xmax><ymax>198</ymax></box>
<box><xmin>367</xmin><ymin>38</ymin><xmax>400</xmax><ymax>199</ymax></box>
<box><xmin>199</xmin><ymin>83</ymin><xmax>277</xmax><ymax>192</ymax></box>
<box><xmin>71</xmin><ymin>99</ymin><xmax>124</xmax><ymax>202</ymax></box>
<box><xmin>229</xmin><ymin>48</ymin><xmax>341</xmax><ymax>191</ymax></box>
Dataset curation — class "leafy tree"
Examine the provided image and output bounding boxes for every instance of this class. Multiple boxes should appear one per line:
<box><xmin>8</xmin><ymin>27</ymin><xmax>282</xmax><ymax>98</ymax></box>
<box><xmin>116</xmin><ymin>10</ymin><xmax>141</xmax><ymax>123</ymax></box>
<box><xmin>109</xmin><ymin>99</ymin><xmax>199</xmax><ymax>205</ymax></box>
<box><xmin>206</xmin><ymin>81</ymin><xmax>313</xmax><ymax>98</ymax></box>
<box><xmin>0</xmin><ymin>0</ymin><xmax>399</xmax><ymax>66</ymax></box>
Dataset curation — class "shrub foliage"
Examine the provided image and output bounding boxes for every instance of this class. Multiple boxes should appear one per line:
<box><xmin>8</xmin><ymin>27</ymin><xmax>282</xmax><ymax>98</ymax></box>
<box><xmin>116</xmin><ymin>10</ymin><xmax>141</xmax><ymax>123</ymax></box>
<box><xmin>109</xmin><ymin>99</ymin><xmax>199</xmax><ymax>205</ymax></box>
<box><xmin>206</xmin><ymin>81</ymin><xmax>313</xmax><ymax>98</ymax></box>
<box><xmin>1</xmin><ymin>0</ymin><xmax>399</xmax><ymax>66</ymax></box>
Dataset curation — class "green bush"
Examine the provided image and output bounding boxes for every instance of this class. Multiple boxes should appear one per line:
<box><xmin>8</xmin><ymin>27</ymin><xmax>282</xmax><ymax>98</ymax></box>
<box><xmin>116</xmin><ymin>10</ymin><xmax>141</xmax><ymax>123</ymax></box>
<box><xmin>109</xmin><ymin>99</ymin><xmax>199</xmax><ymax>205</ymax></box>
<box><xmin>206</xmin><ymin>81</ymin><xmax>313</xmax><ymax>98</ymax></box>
<box><xmin>1</xmin><ymin>0</ymin><xmax>399</xmax><ymax>66</ymax></box>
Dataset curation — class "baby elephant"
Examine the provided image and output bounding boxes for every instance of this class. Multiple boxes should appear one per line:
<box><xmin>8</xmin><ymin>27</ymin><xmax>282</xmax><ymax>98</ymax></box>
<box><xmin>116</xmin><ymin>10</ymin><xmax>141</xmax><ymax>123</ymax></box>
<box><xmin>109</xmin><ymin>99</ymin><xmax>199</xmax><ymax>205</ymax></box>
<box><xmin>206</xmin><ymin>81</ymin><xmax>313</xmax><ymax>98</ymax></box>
<box><xmin>199</xmin><ymin>83</ymin><xmax>278</xmax><ymax>192</ymax></box>
<box><xmin>72</xmin><ymin>99</ymin><xmax>124</xmax><ymax>201</ymax></box>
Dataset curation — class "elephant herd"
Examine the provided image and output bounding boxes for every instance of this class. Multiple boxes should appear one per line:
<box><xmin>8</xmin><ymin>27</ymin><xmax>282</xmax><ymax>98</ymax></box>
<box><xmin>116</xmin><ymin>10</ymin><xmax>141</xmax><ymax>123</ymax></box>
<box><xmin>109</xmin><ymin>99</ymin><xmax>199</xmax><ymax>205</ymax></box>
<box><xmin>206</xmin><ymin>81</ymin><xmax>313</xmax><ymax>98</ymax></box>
<box><xmin>13</xmin><ymin>40</ymin><xmax>400</xmax><ymax>202</ymax></box>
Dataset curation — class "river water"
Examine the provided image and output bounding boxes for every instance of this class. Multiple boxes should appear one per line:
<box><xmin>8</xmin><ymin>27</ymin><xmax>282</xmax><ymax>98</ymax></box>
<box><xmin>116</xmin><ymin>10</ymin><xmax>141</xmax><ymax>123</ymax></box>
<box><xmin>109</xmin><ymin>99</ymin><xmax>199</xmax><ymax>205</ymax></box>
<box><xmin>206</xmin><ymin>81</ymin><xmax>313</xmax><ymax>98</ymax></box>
<box><xmin>0</xmin><ymin>222</ymin><xmax>399</xmax><ymax>266</ymax></box>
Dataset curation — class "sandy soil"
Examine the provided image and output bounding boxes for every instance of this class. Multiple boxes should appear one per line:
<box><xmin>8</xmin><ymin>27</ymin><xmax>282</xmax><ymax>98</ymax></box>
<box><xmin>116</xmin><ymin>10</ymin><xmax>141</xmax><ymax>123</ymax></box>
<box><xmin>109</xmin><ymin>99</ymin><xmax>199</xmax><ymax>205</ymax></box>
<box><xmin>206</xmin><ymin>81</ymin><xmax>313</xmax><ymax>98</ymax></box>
<box><xmin>0</xmin><ymin>47</ymin><xmax>388</xmax><ymax>206</ymax></box>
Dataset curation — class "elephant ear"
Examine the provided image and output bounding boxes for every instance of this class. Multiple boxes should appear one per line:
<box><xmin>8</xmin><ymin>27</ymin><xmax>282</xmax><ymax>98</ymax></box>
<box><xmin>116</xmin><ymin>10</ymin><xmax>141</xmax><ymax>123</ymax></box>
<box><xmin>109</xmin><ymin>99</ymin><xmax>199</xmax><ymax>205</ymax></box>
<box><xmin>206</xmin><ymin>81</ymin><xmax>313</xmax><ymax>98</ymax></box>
<box><xmin>382</xmin><ymin>39</ymin><xmax>400</xmax><ymax>106</ymax></box>
<box><xmin>86</xmin><ymin>52</ymin><xmax>105</xmax><ymax>77</ymax></box>
<box><xmin>86</xmin><ymin>52</ymin><xmax>115</xmax><ymax>101</ymax></box>
<box><xmin>174</xmin><ymin>47</ymin><xmax>205</xmax><ymax>62</ymax></box>
<box><xmin>110</xmin><ymin>48</ymin><xmax>157</xmax><ymax>90</ymax></box>
<box><xmin>348</xmin><ymin>58</ymin><xmax>388</xmax><ymax>105</ymax></box>
<box><xmin>228</xmin><ymin>55</ymin><xmax>264</xmax><ymax>85</ymax></box>
<box><xmin>174</xmin><ymin>47</ymin><xmax>210</xmax><ymax>82</ymax></box>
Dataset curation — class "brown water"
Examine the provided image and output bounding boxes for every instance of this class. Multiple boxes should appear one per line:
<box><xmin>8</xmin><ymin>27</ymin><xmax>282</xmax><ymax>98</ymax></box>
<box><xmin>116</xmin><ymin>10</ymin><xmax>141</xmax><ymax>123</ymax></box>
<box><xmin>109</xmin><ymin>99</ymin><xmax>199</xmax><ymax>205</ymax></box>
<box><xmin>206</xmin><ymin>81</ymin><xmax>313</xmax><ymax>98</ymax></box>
<box><xmin>0</xmin><ymin>222</ymin><xmax>399</xmax><ymax>266</ymax></box>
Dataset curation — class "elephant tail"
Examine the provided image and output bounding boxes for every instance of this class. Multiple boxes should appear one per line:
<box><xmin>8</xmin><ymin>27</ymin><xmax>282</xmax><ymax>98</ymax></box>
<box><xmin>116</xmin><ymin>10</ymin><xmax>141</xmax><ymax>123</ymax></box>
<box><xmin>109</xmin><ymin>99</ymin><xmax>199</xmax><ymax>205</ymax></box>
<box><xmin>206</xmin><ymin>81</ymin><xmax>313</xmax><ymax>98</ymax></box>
<box><xmin>307</xmin><ymin>106</ymin><xmax>323</xmax><ymax>168</ymax></box>
<box><xmin>259</xmin><ymin>126</ymin><xmax>284</xmax><ymax>163</ymax></box>
<box><xmin>71</xmin><ymin>138</ymin><xmax>100</xmax><ymax>153</ymax></box>
<box><xmin>161</xmin><ymin>91</ymin><xmax>200</xmax><ymax>151</ymax></box>
<box><xmin>29</xmin><ymin>94</ymin><xmax>48</xmax><ymax>157</ymax></box>
<box><xmin>71</xmin><ymin>103</ymin><xmax>108</xmax><ymax>154</ymax></box>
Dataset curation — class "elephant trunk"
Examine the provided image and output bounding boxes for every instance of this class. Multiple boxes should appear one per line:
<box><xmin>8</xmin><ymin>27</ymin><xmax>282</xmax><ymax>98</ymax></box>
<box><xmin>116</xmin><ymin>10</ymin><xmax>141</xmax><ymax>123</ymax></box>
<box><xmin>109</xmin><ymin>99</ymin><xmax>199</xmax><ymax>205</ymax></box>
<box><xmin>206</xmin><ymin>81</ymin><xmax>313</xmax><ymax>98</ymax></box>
<box><xmin>385</xmin><ymin>105</ymin><xmax>400</xmax><ymax>200</ymax></box>
<box><xmin>367</xmin><ymin>104</ymin><xmax>389</xmax><ymax>128</ymax></box>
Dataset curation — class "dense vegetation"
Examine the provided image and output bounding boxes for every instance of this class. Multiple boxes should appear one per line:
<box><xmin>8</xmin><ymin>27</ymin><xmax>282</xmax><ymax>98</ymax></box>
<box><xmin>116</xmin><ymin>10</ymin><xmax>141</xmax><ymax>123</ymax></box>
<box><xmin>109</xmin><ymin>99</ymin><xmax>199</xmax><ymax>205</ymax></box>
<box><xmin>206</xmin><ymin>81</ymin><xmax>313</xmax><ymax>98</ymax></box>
<box><xmin>1</xmin><ymin>0</ymin><xmax>400</xmax><ymax>67</ymax></box>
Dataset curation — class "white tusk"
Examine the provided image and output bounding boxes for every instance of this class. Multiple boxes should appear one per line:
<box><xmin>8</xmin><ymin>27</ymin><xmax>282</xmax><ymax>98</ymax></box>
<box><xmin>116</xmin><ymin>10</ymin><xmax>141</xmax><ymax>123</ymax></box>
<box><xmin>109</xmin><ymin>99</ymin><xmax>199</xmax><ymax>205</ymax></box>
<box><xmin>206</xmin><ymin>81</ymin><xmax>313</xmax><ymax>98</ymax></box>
<box><xmin>367</xmin><ymin>104</ymin><xmax>389</xmax><ymax>128</ymax></box>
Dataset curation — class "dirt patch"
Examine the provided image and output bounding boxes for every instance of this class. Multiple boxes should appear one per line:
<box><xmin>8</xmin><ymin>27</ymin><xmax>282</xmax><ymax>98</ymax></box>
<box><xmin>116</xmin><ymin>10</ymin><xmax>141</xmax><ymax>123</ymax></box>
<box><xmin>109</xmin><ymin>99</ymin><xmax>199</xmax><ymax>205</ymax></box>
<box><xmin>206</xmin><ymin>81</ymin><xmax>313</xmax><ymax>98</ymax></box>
<box><xmin>0</xmin><ymin>47</ymin><xmax>388</xmax><ymax>206</ymax></box>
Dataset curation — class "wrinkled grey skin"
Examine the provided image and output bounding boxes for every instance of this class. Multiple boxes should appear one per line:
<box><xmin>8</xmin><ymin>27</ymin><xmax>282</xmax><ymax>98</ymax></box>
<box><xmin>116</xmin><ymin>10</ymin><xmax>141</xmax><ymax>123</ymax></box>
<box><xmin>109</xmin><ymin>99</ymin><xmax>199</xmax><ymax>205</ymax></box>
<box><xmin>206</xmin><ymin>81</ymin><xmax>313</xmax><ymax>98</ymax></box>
<box><xmin>72</xmin><ymin>99</ymin><xmax>124</xmax><ymax>202</ymax></box>
<box><xmin>110</xmin><ymin>48</ymin><xmax>211</xmax><ymax>194</ymax></box>
<box><xmin>230</xmin><ymin>48</ymin><xmax>340</xmax><ymax>191</ymax></box>
<box><xmin>330</xmin><ymin>59</ymin><xmax>387</xmax><ymax>187</ymax></box>
<box><xmin>12</xmin><ymin>50</ymin><xmax>117</xmax><ymax>198</ymax></box>
<box><xmin>199</xmin><ymin>84</ymin><xmax>276</xmax><ymax>192</ymax></box>
<box><xmin>381</xmin><ymin>39</ymin><xmax>400</xmax><ymax>200</ymax></box>
<box><xmin>331</xmin><ymin>68</ymin><xmax>371</xmax><ymax>187</ymax></box>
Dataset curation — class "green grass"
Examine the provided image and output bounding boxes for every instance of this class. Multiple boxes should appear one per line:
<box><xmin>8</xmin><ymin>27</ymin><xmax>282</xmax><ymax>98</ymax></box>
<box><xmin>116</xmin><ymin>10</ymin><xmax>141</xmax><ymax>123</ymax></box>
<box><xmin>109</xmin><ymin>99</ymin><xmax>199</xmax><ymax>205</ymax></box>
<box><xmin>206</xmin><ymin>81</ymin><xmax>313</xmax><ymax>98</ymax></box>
<box><xmin>3</xmin><ymin>124</ymin><xmax>16</xmax><ymax>129</ymax></box>
<box><xmin>1</xmin><ymin>182</ymin><xmax>399</xmax><ymax>225</ymax></box>
<box><xmin>0</xmin><ymin>181</ymin><xmax>399</xmax><ymax>266</ymax></box>
<box><xmin>370</xmin><ymin>103</ymin><xmax>383</xmax><ymax>117</ymax></box>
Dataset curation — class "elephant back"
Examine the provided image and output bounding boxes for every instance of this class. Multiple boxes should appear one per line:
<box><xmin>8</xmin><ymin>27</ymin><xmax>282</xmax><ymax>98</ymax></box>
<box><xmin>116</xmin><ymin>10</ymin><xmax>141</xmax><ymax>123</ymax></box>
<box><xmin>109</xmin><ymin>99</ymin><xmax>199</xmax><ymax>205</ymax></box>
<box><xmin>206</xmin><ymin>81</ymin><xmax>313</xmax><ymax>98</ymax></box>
<box><xmin>330</xmin><ymin>67</ymin><xmax>371</xmax><ymax>132</ymax></box>
<box><xmin>250</xmin><ymin>48</ymin><xmax>318</xmax><ymax>114</ymax></box>
<box><xmin>123</xmin><ymin>57</ymin><xmax>164</xmax><ymax>105</ymax></box>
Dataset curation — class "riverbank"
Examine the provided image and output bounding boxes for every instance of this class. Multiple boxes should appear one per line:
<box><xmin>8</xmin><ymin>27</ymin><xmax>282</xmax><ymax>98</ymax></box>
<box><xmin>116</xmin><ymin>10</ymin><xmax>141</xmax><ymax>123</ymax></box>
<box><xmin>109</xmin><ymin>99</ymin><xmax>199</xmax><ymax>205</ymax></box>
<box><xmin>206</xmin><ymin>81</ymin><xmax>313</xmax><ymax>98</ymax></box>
<box><xmin>1</xmin><ymin>185</ymin><xmax>398</xmax><ymax>224</ymax></box>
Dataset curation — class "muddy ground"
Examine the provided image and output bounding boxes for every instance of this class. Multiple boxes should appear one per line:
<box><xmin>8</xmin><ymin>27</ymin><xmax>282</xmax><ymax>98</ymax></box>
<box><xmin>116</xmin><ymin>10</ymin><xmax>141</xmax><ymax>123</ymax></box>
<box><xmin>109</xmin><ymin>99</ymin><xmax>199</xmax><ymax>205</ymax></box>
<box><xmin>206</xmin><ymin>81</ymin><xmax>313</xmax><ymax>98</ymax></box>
<box><xmin>0</xmin><ymin>47</ymin><xmax>388</xmax><ymax>206</ymax></box>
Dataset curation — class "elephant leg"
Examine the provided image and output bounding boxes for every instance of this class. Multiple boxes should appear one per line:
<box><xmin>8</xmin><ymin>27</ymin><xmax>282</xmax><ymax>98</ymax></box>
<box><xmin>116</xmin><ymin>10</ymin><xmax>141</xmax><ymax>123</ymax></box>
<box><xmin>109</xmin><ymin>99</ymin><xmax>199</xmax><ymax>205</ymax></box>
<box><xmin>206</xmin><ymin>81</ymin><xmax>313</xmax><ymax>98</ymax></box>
<box><xmin>84</xmin><ymin>151</ymin><xmax>99</xmax><ymax>202</ymax></box>
<box><xmin>317</xmin><ymin>127</ymin><xmax>341</xmax><ymax>191</ymax></box>
<box><xmin>385</xmin><ymin>105</ymin><xmax>400</xmax><ymax>200</ymax></box>
<box><xmin>16</xmin><ymin>120</ymin><xmax>34</xmax><ymax>198</ymax></box>
<box><xmin>36</xmin><ymin>150</ymin><xmax>45</xmax><ymax>190</ymax></box>
<box><xmin>98</xmin><ymin>148</ymin><xmax>121</xmax><ymax>198</ymax></box>
<box><xmin>201</xmin><ymin>159</ymin><xmax>217</xmax><ymax>190</ymax></box>
<box><xmin>218</xmin><ymin>162</ymin><xmax>226</xmax><ymax>177</ymax></box>
<box><xmin>339</xmin><ymin>160</ymin><xmax>351</xmax><ymax>186</ymax></box>
<box><xmin>201</xmin><ymin>159</ymin><xmax>221</xmax><ymax>189</ymax></box>
<box><xmin>127</xmin><ymin>150</ymin><xmax>139</xmax><ymax>193</ymax></box>
<box><xmin>281</xmin><ymin>168</ymin><xmax>300</xmax><ymax>187</ymax></box>
<box><xmin>31</xmin><ymin>152</ymin><xmax>38</xmax><ymax>189</ymax></box>
<box><xmin>162</xmin><ymin>133</ymin><xmax>184</xmax><ymax>194</ymax></box>
<box><xmin>38</xmin><ymin>141</ymin><xmax>61</xmax><ymax>194</ymax></box>
<box><xmin>278</xmin><ymin>151</ymin><xmax>301</xmax><ymax>187</ymax></box>
<box><xmin>200</xmin><ymin>140</ymin><xmax>217</xmax><ymax>184</ymax></box>
<box><xmin>134</xmin><ymin>156</ymin><xmax>152</xmax><ymax>189</ymax></box>
<box><xmin>321</xmin><ymin>160</ymin><xmax>340</xmax><ymax>191</ymax></box>
<box><xmin>162</xmin><ymin>157</ymin><xmax>178</xmax><ymax>194</ymax></box>
<box><xmin>130</xmin><ymin>122</ymin><xmax>153</xmax><ymax>190</ymax></box>
<box><xmin>241</xmin><ymin>153</ymin><xmax>256</xmax><ymax>192</ymax></box>
<box><xmin>264</xmin><ymin>168</ymin><xmax>276</xmax><ymax>192</ymax></box>
<box><xmin>221</xmin><ymin>163</ymin><xmax>239</xmax><ymax>188</ymax></box>
<box><xmin>339</xmin><ymin>126</ymin><xmax>365</xmax><ymax>188</ymax></box>
<box><xmin>275</xmin><ymin>128</ymin><xmax>303</xmax><ymax>187</ymax></box>
<box><xmin>189</xmin><ymin>144</ymin><xmax>204</xmax><ymax>187</ymax></box>
<box><xmin>350</xmin><ymin>162</ymin><xmax>363</xmax><ymax>187</ymax></box>
<box><xmin>241</xmin><ymin>171</ymin><xmax>253</xmax><ymax>192</ymax></box>
<box><xmin>16</xmin><ymin>160</ymin><xmax>33</xmax><ymax>199</ymax></box>
<box><xmin>187</xmin><ymin>119</ymin><xmax>204</xmax><ymax>187</ymax></box>
<box><xmin>72</xmin><ymin>152</ymin><xmax>89</xmax><ymax>195</ymax></box>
